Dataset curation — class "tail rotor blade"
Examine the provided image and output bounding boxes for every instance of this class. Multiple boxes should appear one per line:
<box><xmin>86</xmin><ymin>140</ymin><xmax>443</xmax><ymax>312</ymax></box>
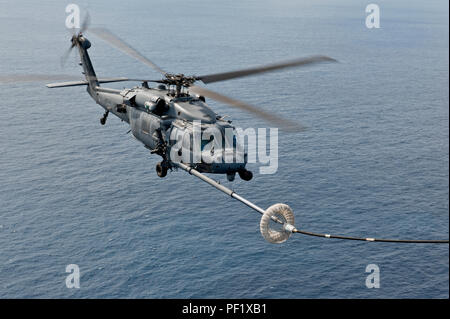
<box><xmin>61</xmin><ymin>11</ymin><xmax>90</xmax><ymax>68</ymax></box>
<box><xmin>60</xmin><ymin>43</ymin><xmax>75</xmax><ymax>68</ymax></box>
<box><xmin>80</xmin><ymin>11</ymin><xmax>90</xmax><ymax>34</ymax></box>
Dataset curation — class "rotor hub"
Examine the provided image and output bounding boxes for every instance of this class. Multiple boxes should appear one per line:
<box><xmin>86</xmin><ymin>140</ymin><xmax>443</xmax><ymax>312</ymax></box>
<box><xmin>163</xmin><ymin>73</ymin><xmax>197</xmax><ymax>87</ymax></box>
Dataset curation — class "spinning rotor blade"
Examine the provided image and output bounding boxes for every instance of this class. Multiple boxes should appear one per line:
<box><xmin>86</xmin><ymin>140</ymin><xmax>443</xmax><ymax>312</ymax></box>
<box><xmin>189</xmin><ymin>85</ymin><xmax>305</xmax><ymax>132</ymax></box>
<box><xmin>0</xmin><ymin>75</ymin><xmax>159</xmax><ymax>86</ymax></box>
<box><xmin>61</xmin><ymin>12</ymin><xmax>91</xmax><ymax>67</ymax></box>
<box><xmin>196</xmin><ymin>55</ymin><xmax>337</xmax><ymax>84</ymax></box>
<box><xmin>126</xmin><ymin>78</ymin><xmax>166</xmax><ymax>83</ymax></box>
<box><xmin>0</xmin><ymin>74</ymin><xmax>82</xmax><ymax>84</ymax></box>
<box><xmin>89</xmin><ymin>27</ymin><xmax>166</xmax><ymax>75</ymax></box>
<box><xmin>60</xmin><ymin>44</ymin><xmax>75</xmax><ymax>67</ymax></box>
<box><xmin>80</xmin><ymin>11</ymin><xmax>90</xmax><ymax>34</ymax></box>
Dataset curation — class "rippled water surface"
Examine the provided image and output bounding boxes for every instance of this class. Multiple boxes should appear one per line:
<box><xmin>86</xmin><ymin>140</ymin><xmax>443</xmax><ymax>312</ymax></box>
<box><xmin>0</xmin><ymin>0</ymin><xmax>448</xmax><ymax>298</ymax></box>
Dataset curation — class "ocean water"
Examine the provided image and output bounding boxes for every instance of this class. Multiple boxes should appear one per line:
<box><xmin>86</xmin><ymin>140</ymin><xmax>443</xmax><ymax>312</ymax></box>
<box><xmin>0</xmin><ymin>0</ymin><xmax>448</xmax><ymax>298</ymax></box>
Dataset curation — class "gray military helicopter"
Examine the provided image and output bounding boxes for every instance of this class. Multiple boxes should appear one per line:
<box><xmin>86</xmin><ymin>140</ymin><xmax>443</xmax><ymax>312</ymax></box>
<box><xmin>46</xmin><ymin>18</ymin><xmax>336</xmax><ymax>183</ymax></box>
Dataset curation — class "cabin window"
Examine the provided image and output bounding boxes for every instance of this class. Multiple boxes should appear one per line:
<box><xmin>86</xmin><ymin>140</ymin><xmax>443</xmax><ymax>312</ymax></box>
<box><xmin>141</xmin><ymin>117</ymin><xmax>150</xmax><ymax>134</ymax></box>
<box><xmin>223</xmin><ymin>129</ymin><xmax>238</xmax><ymax>149</ymax></box>
<box><xmin>201</xmin><ymin>135</ymin><xmax>214</xmax><ymax>150</ymax></box>
<box><xmin>182</xmin><ymin>132</ymin><xmax>193</xmax><ymax>150</ymax></box>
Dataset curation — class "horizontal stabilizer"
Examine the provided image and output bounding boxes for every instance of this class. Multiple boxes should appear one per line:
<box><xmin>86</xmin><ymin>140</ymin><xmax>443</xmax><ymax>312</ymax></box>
<box><xmin>46</xmin><ymin>77</ymin><xmax>130</xmax><ymax>88</ymax></box>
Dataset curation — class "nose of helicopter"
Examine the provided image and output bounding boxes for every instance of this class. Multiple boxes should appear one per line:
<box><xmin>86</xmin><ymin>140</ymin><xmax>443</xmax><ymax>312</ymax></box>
<box><xmin>201</xmin><ymin>148</ymin><xmax>246</xmax><ymax>173</ymax></box>
<box><xmin>203</xmin><ymin>148</ymin><xmax>245</xmax><ymax>163</ymax></box>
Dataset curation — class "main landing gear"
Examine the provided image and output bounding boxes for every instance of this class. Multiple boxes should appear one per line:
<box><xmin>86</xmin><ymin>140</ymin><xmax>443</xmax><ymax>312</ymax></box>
<box><xmin>156</xmin><ymin>161</ymin><xmax>168</xmax><ymax>178</ymax></box>
<box><xmin>238</xmin><ymin>169</ymin><xmax>253</xmax><ymax>181</ymax></box>
<box><xmin>226</xmin><ymin>170</ymin><xmax>253</xmax><ymax>181</ymax></box>
<box><xmin>100</xmin><ymin>110</ymin><xmax>109</xmax><ymax>125</ymax></box>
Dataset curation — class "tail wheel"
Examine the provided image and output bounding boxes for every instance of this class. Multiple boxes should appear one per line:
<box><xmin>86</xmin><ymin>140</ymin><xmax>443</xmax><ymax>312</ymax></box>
<box><xmin>156</xmin><ymin>162</ymin><xmax>167</xmax><ymax>178</ymax></box>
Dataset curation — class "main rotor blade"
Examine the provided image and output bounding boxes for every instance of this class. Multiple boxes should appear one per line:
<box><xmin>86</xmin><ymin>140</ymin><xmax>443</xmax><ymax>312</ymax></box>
<box><xmin>0</xmin><ymin>74</ymin><xmax>82</xmax><ymax>84</ymax></box>
<box><xmin>189</xmin><ymin>85</ymin><xmax>305</xmax><ymax>132</ymax></box>
<box><xmin>89</xmin><ymin>27</ymin><xmax>166</xmax><ymax>75</ymax></box>
<box><xmin>196</xmin><ymin>55</ymin><xmax>337</xmax><ymax>84</ymax></box>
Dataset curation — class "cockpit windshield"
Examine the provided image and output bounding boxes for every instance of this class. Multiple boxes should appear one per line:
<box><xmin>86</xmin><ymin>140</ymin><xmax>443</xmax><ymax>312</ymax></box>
<box><xmin>200</xmin><ymin>126</ymin><xmax>240</xmax><ymax>151</ymax></box>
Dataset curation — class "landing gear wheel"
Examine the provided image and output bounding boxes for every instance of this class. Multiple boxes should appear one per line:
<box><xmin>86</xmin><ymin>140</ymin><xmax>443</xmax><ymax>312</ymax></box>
<box><xmin>100</xmin><ymin>110</ymin><xmax>109</xmax><ymax>125</ymax></box>
<box><xmin>226</xmin><ymin>172</ymin><xmax>236</xmax><ymax>182</ymax></box>
<box><xmin>156</xmin><ymin>162</ymin><xmax>167</xmax><ymax>178</ymax></box>
<box><xmin>238</xmin><ymin>169</ymin><xmax>253</xmax><ymax>181</ymax></box>
<box><xmin>260</xmin><ymin>203</ymin><xmax>295</xmax><ymax>244</ymax></box>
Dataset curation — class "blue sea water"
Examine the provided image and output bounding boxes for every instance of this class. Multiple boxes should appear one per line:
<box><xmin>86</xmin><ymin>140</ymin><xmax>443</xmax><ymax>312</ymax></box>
<box><xmin>0</xmin><ymin>0</ymin><xmax>448</xmax><ymax>298</ymax></box>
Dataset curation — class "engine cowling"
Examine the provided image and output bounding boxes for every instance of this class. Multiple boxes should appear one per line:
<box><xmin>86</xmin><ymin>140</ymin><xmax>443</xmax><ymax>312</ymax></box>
<box><xmin>144</xmin><ymin>97</ymin><xmax>167</xmax><ymax>114</ymax></box>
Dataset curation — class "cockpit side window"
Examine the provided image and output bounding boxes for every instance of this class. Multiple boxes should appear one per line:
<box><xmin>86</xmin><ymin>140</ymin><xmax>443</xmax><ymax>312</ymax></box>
<box><xmin>223</xmin><ymin>127</ymin><xmax>239</xmax><ymax>150</ymax></box>
<box><xmin>201</xmin><ymin>135</ymin><xmax>214</xmax><ymax>150</ymax></box>
<box><xmin>182</xmin><ymin>132</ymin><xmax>191</xmax><ymax>150</ymax></box>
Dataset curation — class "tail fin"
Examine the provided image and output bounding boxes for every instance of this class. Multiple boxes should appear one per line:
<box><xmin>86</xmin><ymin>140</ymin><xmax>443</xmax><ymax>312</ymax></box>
<box><xmin>75</xmin><ymin>35</ymin><xmax>99</xmax><ymax>98</ymax></box>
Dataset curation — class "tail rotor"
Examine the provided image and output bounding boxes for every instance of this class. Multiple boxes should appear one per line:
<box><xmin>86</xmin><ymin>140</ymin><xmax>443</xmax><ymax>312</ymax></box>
<box><xmin>61</xmin><ymin>12</ymin><xmax>90</xmax><ymax>67</ymax></box>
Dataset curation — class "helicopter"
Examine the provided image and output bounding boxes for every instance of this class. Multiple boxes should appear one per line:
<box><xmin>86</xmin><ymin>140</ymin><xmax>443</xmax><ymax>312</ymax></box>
<box><xmin>45</xmin><ymin>18</ymin><xmax>337</xmax><ymax>183</ymax></box>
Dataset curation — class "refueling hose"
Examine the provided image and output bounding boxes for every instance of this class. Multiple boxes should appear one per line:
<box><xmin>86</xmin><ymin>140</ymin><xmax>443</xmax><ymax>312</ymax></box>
<box><xmin>174</xmin><ymin>162</ymin><xmax>449</xmax><ymax>244</ymax></box>
<box><xmin>292</xmin><ymin>229</ymin><xmax>449</xmax><ymax>244</ymax></box>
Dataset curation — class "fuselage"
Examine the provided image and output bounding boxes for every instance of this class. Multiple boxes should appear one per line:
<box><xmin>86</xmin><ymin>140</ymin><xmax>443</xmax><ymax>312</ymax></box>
<box><xmin>93</xmin><ymin>85</ymin><xmax>248</xmax><ymax>176</ymax></box>
<box><xmin>62</xmin><ymin>33</ymin><xmax>250</xmax><ymax>180</ymax></box>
